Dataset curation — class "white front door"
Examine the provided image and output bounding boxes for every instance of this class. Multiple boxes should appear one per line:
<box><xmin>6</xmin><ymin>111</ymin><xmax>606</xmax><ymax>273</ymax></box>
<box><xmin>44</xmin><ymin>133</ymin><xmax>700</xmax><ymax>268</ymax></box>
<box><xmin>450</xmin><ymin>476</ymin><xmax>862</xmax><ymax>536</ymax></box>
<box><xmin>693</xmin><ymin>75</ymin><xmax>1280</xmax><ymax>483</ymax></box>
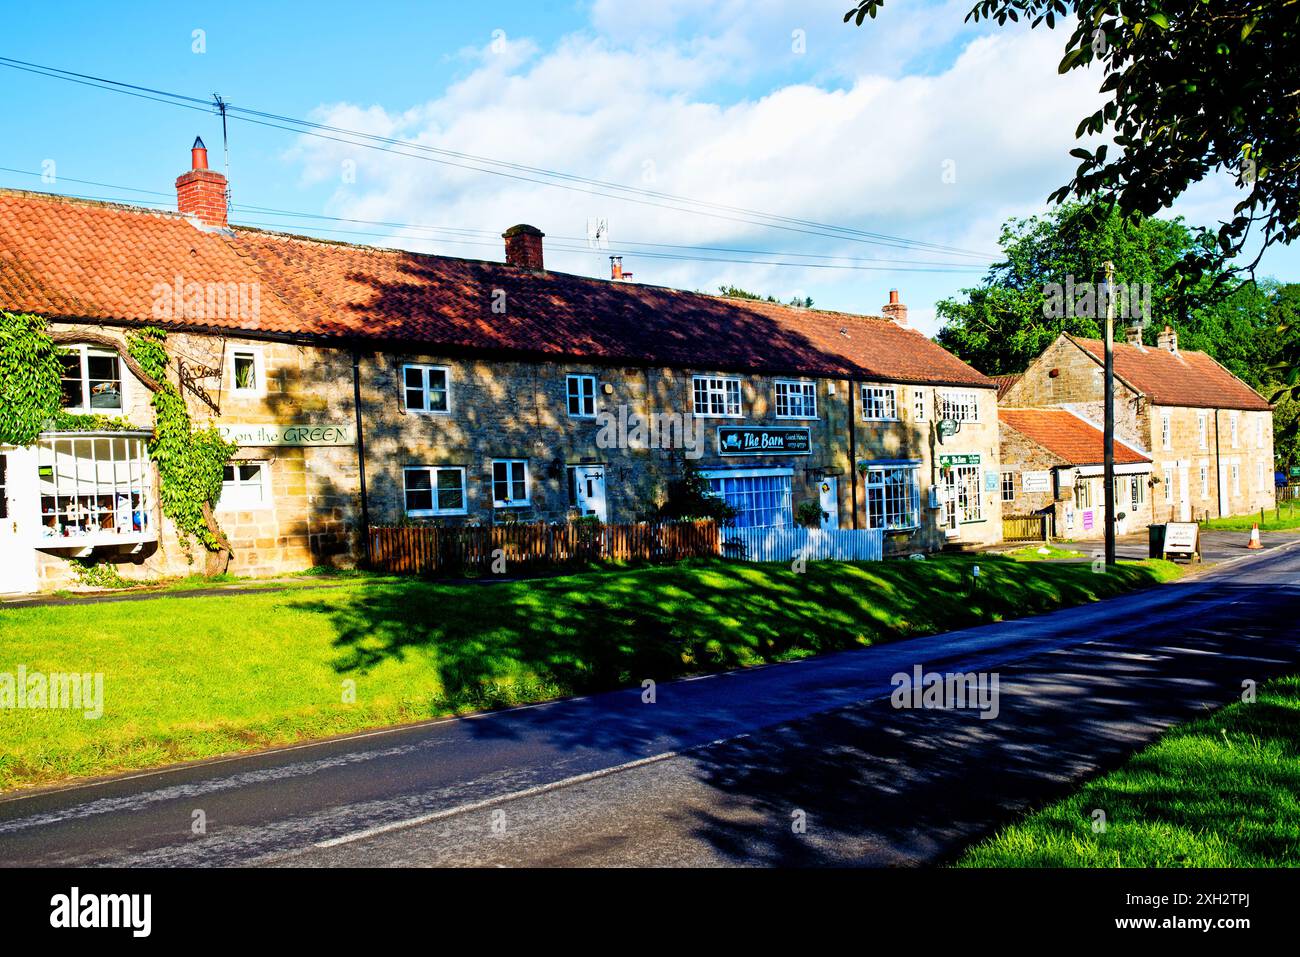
<box><xmin>1179</xmin><ymin>464</ymin><xmax>1192</xmax><ymax>521</ymax></box>
<box><xmin>573</xmin><ymin>465</ymin><xmax>608</xmax><ymax>521</ymax></box>
<box><xmin>0</xmin><ymin>448</ymin><xmax>37</xmax><ymax>594</ymax></box>
<box><xmin>818</xmin><ymin>477</ymin><xmax>839</xmax><ymax>529</ymax></box>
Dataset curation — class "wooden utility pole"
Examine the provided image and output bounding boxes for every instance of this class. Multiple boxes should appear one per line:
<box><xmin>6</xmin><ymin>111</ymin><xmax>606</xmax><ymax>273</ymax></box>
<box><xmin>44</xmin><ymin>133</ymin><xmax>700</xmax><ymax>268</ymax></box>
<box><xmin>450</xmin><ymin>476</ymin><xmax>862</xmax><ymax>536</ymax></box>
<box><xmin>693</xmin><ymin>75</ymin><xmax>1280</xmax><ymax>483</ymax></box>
<box><xmin>1103</xmin><ymin>260</ymin><xmax>1117</xmax><ymax>567</ymax></box>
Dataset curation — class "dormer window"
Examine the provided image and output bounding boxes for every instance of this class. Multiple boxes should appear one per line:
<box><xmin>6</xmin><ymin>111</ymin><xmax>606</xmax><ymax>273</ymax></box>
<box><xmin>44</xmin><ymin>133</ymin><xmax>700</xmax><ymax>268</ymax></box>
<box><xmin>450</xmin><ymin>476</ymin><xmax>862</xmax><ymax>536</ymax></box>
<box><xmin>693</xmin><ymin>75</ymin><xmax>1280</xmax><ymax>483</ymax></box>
<box><xmin>59</xmin><ymin>345</ymin><xmax>123</xmax><ymax>413</ymax></box>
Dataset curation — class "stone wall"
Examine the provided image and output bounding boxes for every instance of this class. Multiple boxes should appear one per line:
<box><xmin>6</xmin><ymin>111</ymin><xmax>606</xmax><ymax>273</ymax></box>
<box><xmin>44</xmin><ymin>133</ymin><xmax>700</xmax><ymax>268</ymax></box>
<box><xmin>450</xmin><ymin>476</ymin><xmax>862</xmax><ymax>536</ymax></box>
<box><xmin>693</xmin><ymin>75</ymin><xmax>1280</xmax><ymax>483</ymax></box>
<box><xmin>24</xmin><ymin>322</ymin><xmax>1003</xmax><ymax>588</ymax></box>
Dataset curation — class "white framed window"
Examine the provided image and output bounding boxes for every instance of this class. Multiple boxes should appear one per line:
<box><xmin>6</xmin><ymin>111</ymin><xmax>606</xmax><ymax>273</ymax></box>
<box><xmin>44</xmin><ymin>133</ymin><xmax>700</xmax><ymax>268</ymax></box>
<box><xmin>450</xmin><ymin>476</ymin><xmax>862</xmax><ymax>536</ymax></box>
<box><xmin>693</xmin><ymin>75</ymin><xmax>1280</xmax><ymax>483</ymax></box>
<box><xmin>1232</xmin><ymin>462</ymin><xmax>1241</xmax><ymax>496</ymax></box>
<box><xmin>865</xmin><ymin>463</ymin><xmax>921</xmax><ymax>530</ymax></box>
<box><xmin>702</xmin><ymin>468</ymin><xmax>792</xmax><ymax>529</ymax></box>
<box><xmin>774</xmin><ymin>380</ymin><xmax>817</xmax><ymax>419</ymax></box>
<box><xmin>403</xmin><ymin>466</ymin><xmax>467</xmax><ymax>517</ymax></box>
<box><xmin>913</xmin><ymin>389</ymin><xmax>927</xmax><ymax>421</ymax></box>
<box><xmin>1200</xmin><ymin>465</ymin><xmax>1209</xmax><ymax>498</ymax></box>
<box><xmin>692</xmin><ymin>376</ymin><xmax>742</xmax><ymax>417</ymax></box>
<box><xmin>1163</xmin><ymin>469</ymin><xmax>1173</xmax><ymax>504</ymax></box>
<box><xmin>1230</xmin><ymin>412</ymin><xmax>1240</xmax><ymax>448</ymax></box>
<box><xmin>1001</xmin><ymin>471</ymin><xmax>1015</xmax><ymax>502</ymax></box>
<box><xmin>491</xmin><ymin>459</ymin><xmax>530</xmax><ymax>507</ymax></box>
<box><xmin>402</xmin><ymin>364</ymin><xmax>451</xmax><ymax>414</ymax></box>
<box><xmin>566</xmin><ymin>374</ymin><xmax>597</xmax><ymax>418</ymax></box>
<box><xmin>219</xmin><ymin>461</ymin><xmax>270</xmax><ymax>510</ymax></box>
<box><xmin>59</xmin><ymin>345</ymin><xmax>124</xmax><ymax>413</ymax></box>
<box><xmin>229</xmin><ymin>347</ymin><xmax>265</xmax><ymax>397</ymax></box>
<box><xmin>37</xmin><ymin>435</ymin><xmax>152</xmax><ymax>540</ymax></box>
<box><xmin>1197</xmin><ymin>412</ymin><xmax>1208</xmax><ymax>449</ymax></box>
<box><xmin>940</xmin><ymin>391</ymin><xmax>980</xmax><ymax>422</ymax></box>
<box><xmin>1160</xmin><ymin>412</ymin><xmax>1171</xmax><ymax>451</ymax></box>
<box><xmin>861</xmin><ymin>385</ymin><xmax>897</xmax><ymax>421</ymax></box>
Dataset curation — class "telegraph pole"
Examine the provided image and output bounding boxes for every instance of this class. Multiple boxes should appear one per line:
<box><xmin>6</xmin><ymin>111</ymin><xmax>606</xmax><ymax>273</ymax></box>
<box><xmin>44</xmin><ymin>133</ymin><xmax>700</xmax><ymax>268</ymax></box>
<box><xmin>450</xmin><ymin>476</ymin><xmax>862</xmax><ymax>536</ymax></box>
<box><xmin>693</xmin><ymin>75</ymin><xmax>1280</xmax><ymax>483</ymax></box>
<box><xmin>1103</xmin><ymin>260</ymin><xmax>1117</xmax><ymax>567</ymax></box>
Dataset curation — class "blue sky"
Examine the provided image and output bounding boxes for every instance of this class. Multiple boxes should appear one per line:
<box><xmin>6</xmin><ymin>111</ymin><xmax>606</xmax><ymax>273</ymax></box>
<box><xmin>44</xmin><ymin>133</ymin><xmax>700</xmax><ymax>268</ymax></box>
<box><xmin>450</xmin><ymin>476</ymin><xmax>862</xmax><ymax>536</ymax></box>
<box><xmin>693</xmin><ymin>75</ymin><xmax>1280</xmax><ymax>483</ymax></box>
<box><xmin>1</xmin><ymin>0</ymin><xmax>1292</xmax><ymax>336</ymax></box>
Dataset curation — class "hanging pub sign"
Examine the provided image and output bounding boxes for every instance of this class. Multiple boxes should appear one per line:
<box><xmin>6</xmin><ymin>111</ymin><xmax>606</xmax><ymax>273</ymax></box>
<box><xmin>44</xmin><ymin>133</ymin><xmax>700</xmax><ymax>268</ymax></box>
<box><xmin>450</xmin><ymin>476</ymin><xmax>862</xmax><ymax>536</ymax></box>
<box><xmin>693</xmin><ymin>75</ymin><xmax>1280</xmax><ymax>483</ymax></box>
<box><xmin>716</xmin><ymin>426</ymin><xmax>812</xmax><ymax>456</ymax></box>
<box><xmin>217</xmin><ymin>422</ymin><xmax>356</xmax><ymax>447</ymax></box>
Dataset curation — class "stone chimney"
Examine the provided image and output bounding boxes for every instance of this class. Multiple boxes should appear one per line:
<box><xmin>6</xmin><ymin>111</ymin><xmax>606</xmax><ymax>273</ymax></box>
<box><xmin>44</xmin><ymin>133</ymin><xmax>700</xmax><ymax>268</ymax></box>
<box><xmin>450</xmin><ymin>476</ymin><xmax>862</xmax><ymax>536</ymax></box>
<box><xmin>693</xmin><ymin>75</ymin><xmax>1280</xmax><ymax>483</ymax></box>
<box><xmin>175</xmin><ymin>137</ymin><xmax>228</xmax><ymax>229</ymax></box>
<box><xmin>881</xmin><ymin>288</ymin><xmax>908</xmax><ymax>325</ymax></box>
<box><xmin>503</xmin><ymin>224</ymin><xmax>545</xmax><ymax>270</ymax></box>
<box><xmin>1124</xmin><ymin>323</ymin><xmax>1145</xmax><ymax>349</ymax></box>
<box><xmin>1156</xmin><ymin>324</ymin><xmax>1179</xmax><ymax>354</ymax></box>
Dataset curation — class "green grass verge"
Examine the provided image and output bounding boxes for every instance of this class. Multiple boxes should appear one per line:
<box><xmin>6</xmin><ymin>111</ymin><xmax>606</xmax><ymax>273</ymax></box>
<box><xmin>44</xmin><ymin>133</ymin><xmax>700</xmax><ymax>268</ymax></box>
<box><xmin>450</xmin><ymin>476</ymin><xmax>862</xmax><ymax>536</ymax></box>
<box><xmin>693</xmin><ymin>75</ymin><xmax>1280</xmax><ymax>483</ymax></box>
<box><xmin>957</xmin><ymin>675</ymin><xmax>1300</xmax><ymax>867</ymax></box>
<box><xmin>1003</xmin><ymin>544</ymin><xmax>1087</xmax><ymax>561</ymax></box>
<box><xmin>0</xmin><ymin>555</ymin><xmax>1180</xmax><ymax>792</ymax></box>
<box><xmin>1199</xmin><ymin>499</ymin><xmax>1300</xmax><ymax>532</ymax></box>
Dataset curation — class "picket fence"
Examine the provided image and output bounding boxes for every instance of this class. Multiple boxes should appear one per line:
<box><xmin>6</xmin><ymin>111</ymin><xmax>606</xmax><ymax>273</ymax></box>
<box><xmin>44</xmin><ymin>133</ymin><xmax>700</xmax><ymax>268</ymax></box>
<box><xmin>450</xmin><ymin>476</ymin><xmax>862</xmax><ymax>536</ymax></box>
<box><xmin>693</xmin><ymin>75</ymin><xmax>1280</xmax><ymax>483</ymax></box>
<box><xmin>723</xmin><ymin>526</ymin><xmax>884</xmax><ymax>563</ymax></box>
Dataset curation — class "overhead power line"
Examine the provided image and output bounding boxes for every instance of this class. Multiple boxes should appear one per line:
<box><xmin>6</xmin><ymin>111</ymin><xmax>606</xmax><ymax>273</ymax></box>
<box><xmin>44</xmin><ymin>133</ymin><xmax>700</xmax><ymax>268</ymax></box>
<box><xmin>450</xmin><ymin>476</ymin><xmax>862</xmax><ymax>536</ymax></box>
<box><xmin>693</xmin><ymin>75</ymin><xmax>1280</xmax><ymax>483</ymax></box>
<box><xmin>0</xmin><ymin>164</ymin><xmax>990</xmax><ymax>275</ymax></box>
<box><xmin>0</xmin><ymin>54</ymin><xmax>999</xmax><ymax>262</ymax></box>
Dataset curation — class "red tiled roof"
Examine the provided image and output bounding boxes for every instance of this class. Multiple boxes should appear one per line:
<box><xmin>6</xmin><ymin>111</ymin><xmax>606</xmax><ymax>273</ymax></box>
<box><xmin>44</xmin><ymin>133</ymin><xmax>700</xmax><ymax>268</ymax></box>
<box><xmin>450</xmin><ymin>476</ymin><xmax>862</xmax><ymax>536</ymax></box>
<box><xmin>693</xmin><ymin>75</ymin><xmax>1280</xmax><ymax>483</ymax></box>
<box><xmin>1068</xmin><ymin>335</ymin><xmax>1270</xmax><ymax>412</ymax></box>
<box><xmin>991</xmin><ymin>374</ymin><xmax>1021</xmax><ymax>400</ymax></box>
<box><xmin>0</xmin><ymin>188</ymin><xmax>993</xmax><ymax>388</ymax></box>
<box><xmin>1000</xmin><ymin>408</ymin><xmax>1150</xmax><ymax>466</ymax></box>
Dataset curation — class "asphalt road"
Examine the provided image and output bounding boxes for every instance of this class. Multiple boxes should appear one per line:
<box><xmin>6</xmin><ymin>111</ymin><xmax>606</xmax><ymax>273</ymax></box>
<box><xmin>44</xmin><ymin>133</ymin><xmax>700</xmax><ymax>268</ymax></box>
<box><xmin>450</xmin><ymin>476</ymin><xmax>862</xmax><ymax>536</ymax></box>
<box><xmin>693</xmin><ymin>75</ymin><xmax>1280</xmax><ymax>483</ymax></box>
<box><xmin>3</xmin><ymin>542</ymin><xmax>1299</xmax><ymax>867</ymax></box>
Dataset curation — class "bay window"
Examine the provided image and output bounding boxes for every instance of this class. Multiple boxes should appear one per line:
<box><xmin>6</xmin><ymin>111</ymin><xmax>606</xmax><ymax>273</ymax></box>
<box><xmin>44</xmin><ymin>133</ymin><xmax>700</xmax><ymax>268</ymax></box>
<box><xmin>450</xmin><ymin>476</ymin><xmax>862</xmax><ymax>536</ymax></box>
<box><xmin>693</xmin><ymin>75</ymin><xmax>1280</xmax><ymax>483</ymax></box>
<box><xmin>37</xmin><ymin>434</ymin><xmax>153</xmax><ymax>542</ymax></box>
<box><xmin>864</xmin><ymin>463</ymin><xmax>921</xmax><ymax>530</ymax></box>
<box><xmin>703</xmin><ymin>469</ymin><xmax>792</xmax><ymax>528</ymax></box>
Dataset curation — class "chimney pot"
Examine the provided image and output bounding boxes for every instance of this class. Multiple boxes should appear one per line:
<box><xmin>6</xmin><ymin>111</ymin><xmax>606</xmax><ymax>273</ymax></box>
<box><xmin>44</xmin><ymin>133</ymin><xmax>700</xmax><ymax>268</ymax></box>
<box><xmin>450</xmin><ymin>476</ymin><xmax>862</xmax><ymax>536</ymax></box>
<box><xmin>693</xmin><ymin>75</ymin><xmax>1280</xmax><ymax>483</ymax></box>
<box><xmin>1156</xmin><ymin>324</ymin><xmax>1179</xmax><ymax>354</ymax></box>
<box><xmin>881</xmin><ymin>289</ymin><xmax>908</xmax><ymax>325</ymax></box>
<box><xmin>176</xmin><ymin>136</ymin><xmax>228</xmax><ymax>229</ymax></box>
<box><xmin>503</xmin><ymin>224</ymin><xmax>545</xmax><ymax>270</ymax></box>
<box><xmin>610</xmin><ymin>256</ymin><xmax>623</xmax><ymax>281</ymax></box>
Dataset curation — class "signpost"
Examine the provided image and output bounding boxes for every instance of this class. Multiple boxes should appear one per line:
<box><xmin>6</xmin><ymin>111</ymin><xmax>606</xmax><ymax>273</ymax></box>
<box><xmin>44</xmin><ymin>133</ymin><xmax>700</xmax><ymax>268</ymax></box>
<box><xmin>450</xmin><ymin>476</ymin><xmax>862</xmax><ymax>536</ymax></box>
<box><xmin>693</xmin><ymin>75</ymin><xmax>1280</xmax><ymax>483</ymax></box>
<box><xmin>716</xmin><ymin>426</ymin><xmax>811</xmax><ymax>456</ymax></box>
<box><xmin>1022</xmin><ymin>471</ymin><xmax>1051</xmax><ymax>494</ymax></box>
<box><xmin>1162</xmin><ymin>522</ymin><xmax>1201</xmax><ymax>563</ymax></box>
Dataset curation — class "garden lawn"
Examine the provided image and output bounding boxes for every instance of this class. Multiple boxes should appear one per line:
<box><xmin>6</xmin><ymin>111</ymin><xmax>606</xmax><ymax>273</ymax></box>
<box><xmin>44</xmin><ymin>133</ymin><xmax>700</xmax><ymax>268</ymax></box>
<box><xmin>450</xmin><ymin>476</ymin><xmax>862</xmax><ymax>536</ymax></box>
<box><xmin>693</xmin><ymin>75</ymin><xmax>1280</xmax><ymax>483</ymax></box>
<box><xmin>957</xmin><ymin>675</ymin><xmax>1300</xmax><ymax>867</ymax></box>
<box><xmin>0</xmin><ymin>554</ymin><xmax>1180</xmax><ymax>792</ymax></box>
<box><xmin>1199</xmin><ymin>499</ymin><xmax>1300</xmax><ymax>532</ymax></box>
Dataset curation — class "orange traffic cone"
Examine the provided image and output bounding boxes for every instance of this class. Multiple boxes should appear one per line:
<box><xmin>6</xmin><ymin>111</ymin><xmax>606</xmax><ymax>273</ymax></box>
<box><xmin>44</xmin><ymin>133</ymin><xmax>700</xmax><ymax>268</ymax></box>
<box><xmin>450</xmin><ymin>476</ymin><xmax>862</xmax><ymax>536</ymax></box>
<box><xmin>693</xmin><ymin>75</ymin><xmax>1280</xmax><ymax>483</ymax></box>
<box><xmin>1248</xmin><ymin>523</ymin><xmax>1263</xmax><ymax>549</ymax></box>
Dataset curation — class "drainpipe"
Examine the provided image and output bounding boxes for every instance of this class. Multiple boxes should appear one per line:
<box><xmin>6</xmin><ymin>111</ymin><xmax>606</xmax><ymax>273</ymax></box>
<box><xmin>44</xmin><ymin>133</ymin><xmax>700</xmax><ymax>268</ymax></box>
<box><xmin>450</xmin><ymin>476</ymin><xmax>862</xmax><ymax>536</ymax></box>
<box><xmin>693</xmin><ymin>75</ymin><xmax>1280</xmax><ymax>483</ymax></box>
<box><xmin>1213</xmin><ymin>409</ymin><xmax>1222</xmax><ymax>518</ymax></box>
<box><xmin>351</xmin><ymin>347</ymin><xmax>372</xmax><ymax>566</ymax></box>
<box><xmin>846</xmin><ymin>378</ymin><xmax>859</xmax><ymax>529</ymax></box>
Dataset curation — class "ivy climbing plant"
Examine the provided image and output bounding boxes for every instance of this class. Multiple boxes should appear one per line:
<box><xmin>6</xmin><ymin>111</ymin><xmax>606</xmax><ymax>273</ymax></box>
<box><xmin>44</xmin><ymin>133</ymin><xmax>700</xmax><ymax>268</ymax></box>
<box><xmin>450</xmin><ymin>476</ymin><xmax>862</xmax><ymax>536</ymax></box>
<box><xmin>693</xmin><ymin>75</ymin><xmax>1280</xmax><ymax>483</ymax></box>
<box><xmin>0</xmin><ymin>311</ymin><xmax>64</xmax><ymax>446</ymax></box>
<box><xmin>126</xmin><ymin>327</ymin><xmax>237</xmax><ymax>555</ymax></box>
<box><xmin>0</xmin><ymin>311</ymin><xmax>237</xmax><ymax>572</ymax></box>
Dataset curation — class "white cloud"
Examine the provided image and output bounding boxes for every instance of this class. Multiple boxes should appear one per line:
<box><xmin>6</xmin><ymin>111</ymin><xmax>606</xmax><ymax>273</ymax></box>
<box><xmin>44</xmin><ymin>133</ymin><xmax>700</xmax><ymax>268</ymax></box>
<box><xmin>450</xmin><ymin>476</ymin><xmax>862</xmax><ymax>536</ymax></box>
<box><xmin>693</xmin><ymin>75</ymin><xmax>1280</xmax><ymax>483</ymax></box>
<box><xmin>286</xmin><ymin>2</ymin><xmax>1105</xmax><ymax>335</ymax></box>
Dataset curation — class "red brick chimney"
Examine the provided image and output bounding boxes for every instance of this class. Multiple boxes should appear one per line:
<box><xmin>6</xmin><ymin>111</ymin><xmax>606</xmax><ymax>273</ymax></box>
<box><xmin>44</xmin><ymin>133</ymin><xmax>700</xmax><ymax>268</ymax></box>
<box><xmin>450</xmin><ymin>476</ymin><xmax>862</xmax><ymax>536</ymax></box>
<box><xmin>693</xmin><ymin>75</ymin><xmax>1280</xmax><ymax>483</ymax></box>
<box><xmin>176</xmin><ymin>137</ymin><xmax>228</xmax><ymax>229</ymax></box>
<box><xmin>882</xmin><ymin>288</ymin><xmax>908</xmax><ymax>325</ymax></box>
<box><xmin>503</xmin><ymin>224</ymin><xmax>545</xmax><ymax>270</ymax></box>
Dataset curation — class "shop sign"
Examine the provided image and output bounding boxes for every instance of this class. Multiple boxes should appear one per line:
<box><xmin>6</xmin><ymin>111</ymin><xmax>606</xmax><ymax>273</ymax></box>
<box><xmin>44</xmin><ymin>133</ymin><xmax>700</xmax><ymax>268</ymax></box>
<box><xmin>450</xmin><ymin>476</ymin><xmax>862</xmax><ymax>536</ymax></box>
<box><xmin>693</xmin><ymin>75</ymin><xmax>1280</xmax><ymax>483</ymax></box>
<box><xmin>716</xmin><ymin>426</ymin><xmax>812</xmax><ymax>456</ymax></box>
<box><xmin>938</xmin><ymin>453</ymin><xmax>980</xmax><ymax>467</ymax></box>
<box><xmin>217</xmin><ymin>422</ymin><xmax>355</xmax><ymax>447</ymax></box>
<box><xmin>1022</xmin><ymin>471</ymin><xmax>1052</xmax><ymax>493</ymax></box>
